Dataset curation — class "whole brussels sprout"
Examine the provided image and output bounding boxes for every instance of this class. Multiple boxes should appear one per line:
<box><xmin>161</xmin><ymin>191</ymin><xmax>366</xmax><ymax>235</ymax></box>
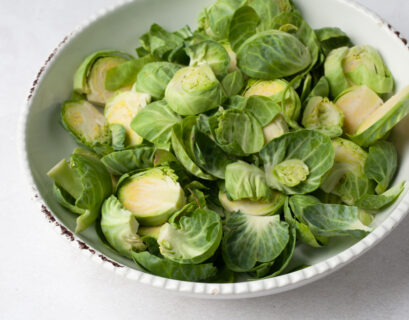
<box><xmin>165</xmin><ymin>65</ymin><xmax>225</xmax><ymax>115</ymax></box>
<box><xmin>325</xmin><ymin>45</ymin><xmax>394</xmax><ymax>98</ymax></box>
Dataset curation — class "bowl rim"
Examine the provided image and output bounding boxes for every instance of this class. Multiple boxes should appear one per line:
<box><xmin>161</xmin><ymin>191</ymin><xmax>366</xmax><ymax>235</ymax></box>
<box><xmin>18</xmin><ymin>0</ymin><xmax>409</xmax><ymax>299</ymax></box>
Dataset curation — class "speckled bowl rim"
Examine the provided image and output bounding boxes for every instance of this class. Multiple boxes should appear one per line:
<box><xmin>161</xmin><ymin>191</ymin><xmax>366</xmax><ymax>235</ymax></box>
<box><xmin>18</xmin><ymin>0</ymin><xmax>409</xmax><ymax>299</ymax></box>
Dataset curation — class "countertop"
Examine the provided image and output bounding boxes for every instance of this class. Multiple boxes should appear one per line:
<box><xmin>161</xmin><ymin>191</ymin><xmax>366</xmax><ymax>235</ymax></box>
<box><xmin>1</xmin><ymin>0</ymin><xmax>409</xmax><ymax>319</ymax></box>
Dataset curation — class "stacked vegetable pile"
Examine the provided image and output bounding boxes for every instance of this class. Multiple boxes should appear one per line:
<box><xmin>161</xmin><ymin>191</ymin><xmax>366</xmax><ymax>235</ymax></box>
<box><xmin>47</xmin><ymin>0</ymin><xmax>409</xmax><ymax>282</ymax></box>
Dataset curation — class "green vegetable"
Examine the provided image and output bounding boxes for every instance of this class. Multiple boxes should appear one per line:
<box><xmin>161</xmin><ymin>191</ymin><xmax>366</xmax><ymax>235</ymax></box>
<box><xmin>260</xmin><ymin>130</ymin><xmax>335</xmax><ymax>194</ymax></box>
<box><xmin>132</xmin><ymin>251</ymin><xmax>217</xmax><ymax>281</ymax></box>
<box><xmin>101</xmin><ymin>195</ymin><xmax>146</xmax><ymax>258</ymax></box>
<box><xmin>158</xmin><ymin>207</ymin><xmax>222</xmax><ymax>264</ymax></box>
<box><xmin>321</xmin><ymin>138</ymin><xmax>369</xmax><ymax>205</ymax></box>
<box><xmin>364</xmin><ymin>141</ymin><xmax>398</xmax><ymax>194</ymax></box>
<box><xmin>222</xmin><ymin>212</ymin><xmax>289</xmax><ymax>272</ymax></box>
<box><xmin>48</xmin><ymin>152</ymin><xmax>113</xmax><ymax>233</ymax></box>
<box><xmin>105</xmin><ymin>91</ymin><xmax>151</xmax><ymax>147</ymax></box>
<box><xmin>315</xmin><ymin>27</ymin><xmax>353</xmax><ymax>56</ymax></box>
<box><xmin>131</xmin><ymin>100</ymin><xmax>181</xmax><ymax>150</ymax></box>
<box><xmin>302</xmin><ymin>96</ymin><xmax>344</xmax><ymax>137</ymax></box>
<box><xmin>356</xmin><ymin>182</ymin><xmax>405</xmax><ymax>210</ymax></box>
<box><xmin>133</xmin><ymin>62</ymin><xmax>181</xmax><ymax>99</ymax></box>
<box><xmin>221</xmin><ymin>70</ymin><xmax>245</xmax><ymax>97</ymax></box>
<box><xmin>73</xmin><ymin>51</ymin><xmax>132</xmax><ymax>105</ymax></box>
<box><xmin>325</xmin><ymin>45</ymin><xmax>394</xmax><ymax>98</ymax></box>
<box><xmin>208</xmin><ymin>108</ymin><xmax>265</xmax><ymax>156</ymax></box>
<box><xmin>186</xmin><ymin>40</ymin><xmax>231</xmax><ymax>76</ymax></box>
<box><xmin>228</xmin><ymin>6</ymin><xmax>260</xmax><ymax>52</ymax></box>
<box><xmin>303</xmin><ymin>204</ymin><xmax>372</xmax><ymax>238</ymax></box>
<box><xmin>109</xmin><ymin>124</ymin><xmax>126</xmax><ymax>151</ymax></box>
<box><xmin>225</xmin><ymin>161</ymin><xmax>272</xmax><ymax>201</ymax></box>
<box><xmin>351</xmin><ymin>86</ymin><xmax>409</xmax><ymax>147</ymax></box>
<box><xmin>165</xmin><ymin>65</ymin><xmax>225</xmax><ymax>115</ymax></box>
<box><xmin>61</xmin><ymin>99</ymin><xmax>110</xmax><ymax>150</ymax></box>
<box><xmin>248</xmin><ymin>0</ymin><xmax>294</xmax><ymax>32</ymax></box>
<box><xmin>117</xmin><ymin>168</ymin><xmax>186</xmax><ymax>226</ymax></box>
<box><xmin>237</xmin><ymin>30</ymin><xmax>311</xmax><ymax>80</ymax></box>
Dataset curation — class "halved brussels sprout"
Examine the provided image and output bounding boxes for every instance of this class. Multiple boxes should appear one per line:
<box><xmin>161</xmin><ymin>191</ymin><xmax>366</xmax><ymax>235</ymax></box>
<box><xmin>133</xmin><ymin>62</ymin><xmax>181</xmax><ymax>100</ymax></box>
<box><xmin>186</xmin><ymin>40</ymin><xmax>231</xmax><ymax>76</ymax></box>
<box><xmin>157</xmin><ymin>207</ymin><xmax>222</xmax><ymax>264</ymax></box>
<box><xmin>47</xmin><ymin>152</ymin><xmax>113</xmax><ymax>233</ymax></box>
<box><xmin>335</xmin><ymin>85</ymin><xmax>383</xmax><ymax>135</ymax></box>
<box><xmin>117</xmin><ymin>168</ymin><xmax>185</xmax><ymax>226</ymax></box>
<box><xmin>325</xmin><ymin>45</ymin><xmax>394</xmax><ymax>98</ymax></box>
<box><xmin>263</xmin><ymin>115</ymin><xmax>289</xmax><ymax>143</ymax></box>
<box><xmin>219</xmin><ymin>191</ymin><xmax>285</xmax><ymax>216</ymax></box>
<box><xmin>165</xmin><ymin>65</ymin><xmax>225</xmax><ymax>116</ymax></box>
<box><xmin>73</xmin><ymin>51</ymin><xmax>132</xmax><ymax>105</ymax></box>
<box><xmin>61</xmin><ymin>99</ymin><xmax>110</xmax><ymax>150</ymax></box>
<box><xmin>302</xmin><ymin>96</ymin><xmax>344</xmax><ymax>137</ymax></box>
<box><xmin>105</xmin><ymin>91</ymin><xmax>151</xmax><ymax>147</ymax></box>
<box><xmin>244</xmin><ymin>79</ymin><xmax>301</xmax><ymax>128</ymax></box>
<box><xmin>321</xmin><ymin>138</ymin><xmax>369</xmax><ymax>205</ymax></box>
<box><xmin>352</xmin><ymin>86</ymin><xmax>409</xmax><ymax>146</ymax></box>
<box><xmin>101</xmin><ymin>195</ymin><xmax>146</xmax><ymax>258</ymax></box>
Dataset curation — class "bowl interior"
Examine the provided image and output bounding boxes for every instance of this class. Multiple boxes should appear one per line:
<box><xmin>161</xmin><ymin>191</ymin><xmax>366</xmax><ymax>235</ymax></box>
<box><xmin>25</xmin><ymin>0</ymin><xmax>409</xmax><ymax>275</ymax></box>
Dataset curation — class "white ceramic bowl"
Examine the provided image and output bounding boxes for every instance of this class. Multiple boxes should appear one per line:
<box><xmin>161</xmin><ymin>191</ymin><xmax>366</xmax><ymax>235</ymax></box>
<box><xmin>19</xmin><ymin>0</ymin><xmax>409</xmax><ymax>299</ymax></box>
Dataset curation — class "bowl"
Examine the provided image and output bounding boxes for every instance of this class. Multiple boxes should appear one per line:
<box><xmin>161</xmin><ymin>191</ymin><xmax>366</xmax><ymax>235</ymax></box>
<box><xmin>19</xmin><ymin>0</ymin><xmax>409</xmax><ymax>299</ymax></box>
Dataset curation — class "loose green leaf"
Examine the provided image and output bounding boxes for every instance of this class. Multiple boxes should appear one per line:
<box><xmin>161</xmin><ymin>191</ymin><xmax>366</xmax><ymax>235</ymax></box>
<box><xmin>228</xmin><ymin>6</ymin><xmax>260</xmax><ymax>52</ymax></box>
<box><xmin>356</xmin><ymin>182</ymin><xmax>405</xmax><ymax>210</ymax></box>
<box><xmin>221</xmin><ymin>70</ymin><xmax>245</xmax><ymax>97</ymax></box>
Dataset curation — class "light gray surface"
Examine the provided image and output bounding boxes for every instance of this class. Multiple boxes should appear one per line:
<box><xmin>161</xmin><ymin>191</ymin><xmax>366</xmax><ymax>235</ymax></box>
<box><xmin>1</xmin><ymin>0</ymin><xmax>409</xmax><ymax>319</ymax></box>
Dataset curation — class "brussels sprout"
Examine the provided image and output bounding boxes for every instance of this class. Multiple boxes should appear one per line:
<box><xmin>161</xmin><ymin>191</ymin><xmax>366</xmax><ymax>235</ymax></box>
<box><xmin>302</xmin><ymin>96</ymin><xmax>344</xmax><ymax>137</ymax></box>
<box><xmin>225</xmin><ymin>161</ymin><xmax>272</xmax><ymax>201</ymax></box>
<box><xmin>219</xmin><ymin>191</ymin><xmax>285</xmax><ymax>216</ymax></box>
<box><xmin>117</xmin><ymin>168</ymin><xmax>186</xmax><ymax>226</ymax></box>
<box><xmin>47</xmin><ymin>153</ymin><xmax>113</xmax><ymax>233</ymax></box>
<box><xmin>260</xmin><ymin>130</ymin><xmax>335</xmax><ymax>195</ymax></box>
<box><xmin>335</xmin><ymin>85</ymin><xmax>383</xmax><ymax>135</ymax></box>
<box><xmin>131</xmin><ymin>100</ymin><xmax>181</xmax><ymax>150</ymax></box>
<box><xmin>222</xmin><ymin>212</ymin><xmax>290</xmax><ymax>272</ymax></box>
<box><xmin>165</xmin><ymin>65</ymin><xmax>225</xmax><ymax>116</ymax></box>
<box><xmin>263</xmin><ymin>115</ymin><xmax>289</xmax><ymax>143</ymax></box>
<box><xmin>237</xmin><ymin>30</ymin><xmax>311</xmax><ymax>80</ymax></box>
<box><xmin>73</xmin><ymin>51</ymin><xmax>132</xmax><ymax>105</ymax></box>
<box><xmin>364</xmin><ymin>141</ymin><xmax>398</xmax><ymax>194</ymax></box>
<box><xmin>157</xmin><ymin>207</ymin><xmax>222</xmax><ymax>264</ymax></box>
<box><xmin>243</xmin><ymin>79</ymin><xmax>301</xmax><ymax>128</ymax></box>
<box><xmin>101</xmin><ymin>195</ymin><xmax>146</xmax><ymax>258</ymax></box>
<box><xmin>133</xmin><ymin>62</ymin><xmax>181</xmax><ymax>100</ymax></box>
<box><xmin>208</xmin><ymin>108</ymin><xmax>264</xmax><ymax>156</ymax></box>
<box><xmin>303</xmin><ymin>204</ymin><xmax>372</xmax><ymax>238</ymax></box>
<box><xmin>321</xmin><ymin>138</ymin><xmax>369</xmax><ymax>205</ymax></box>
<box><xmin>186</xmin><ymin>40</ymin><xmax>230</xmax><ymax>76</ymax></box>
<box><xmin>61</xmin><ymin>99</ymin><xmax>110</xmax><ymax>150</ymax></box>
<box><xmin>325</xmin><ymin>45</ymin><xmax>394</xmax><ymax>98</ymax></box>
<box><xmin>352</xmin><ymin>86</ymin><xmax>409</xmax><ymax>146</ymax></box>
<box><xmin>105</xmin><ymin>91</ymin><xmax>151</xmax><ymax>147</ymax></box>
<box><xmin>132</xmin><ymin>251</ymin><xmax>217</xmax><ymax>281</ymax></box>
<box><xmin>228</xmin><ymin>6</ymin><xmax>260</xmax><ymax>52</ymax></box>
